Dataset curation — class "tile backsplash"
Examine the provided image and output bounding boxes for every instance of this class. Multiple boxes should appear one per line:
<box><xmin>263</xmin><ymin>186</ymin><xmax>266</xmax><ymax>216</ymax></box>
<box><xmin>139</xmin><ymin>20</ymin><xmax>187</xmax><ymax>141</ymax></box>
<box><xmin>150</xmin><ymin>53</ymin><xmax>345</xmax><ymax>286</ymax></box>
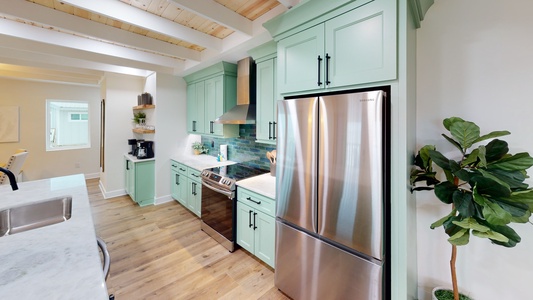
<box><xmin>201</xmin><ymin>124</ymin><xmax>275</xmax><ymax>170</ymax></box>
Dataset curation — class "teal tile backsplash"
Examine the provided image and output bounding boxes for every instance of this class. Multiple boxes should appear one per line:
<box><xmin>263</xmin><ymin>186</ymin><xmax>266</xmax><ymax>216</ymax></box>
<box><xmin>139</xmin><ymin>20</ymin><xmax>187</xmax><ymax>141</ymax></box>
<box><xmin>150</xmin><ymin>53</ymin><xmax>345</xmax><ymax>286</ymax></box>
<box><xmin>201</xmin><ymin>124</ymin><xmax>275</xmax><ymax>170</ymax></box>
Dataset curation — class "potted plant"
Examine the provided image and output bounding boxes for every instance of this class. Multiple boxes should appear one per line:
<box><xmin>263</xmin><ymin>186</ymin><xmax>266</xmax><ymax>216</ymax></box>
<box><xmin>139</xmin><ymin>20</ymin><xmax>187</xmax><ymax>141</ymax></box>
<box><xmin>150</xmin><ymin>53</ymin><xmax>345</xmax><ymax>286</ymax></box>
<box><xmin>411</xmin><ymin>117</ymin><xmax>533</xmax><ymax>300</ymax></box>
<box><xmin>132</xmin><ymin>111</ymin><xmax>146</xmax><ymax>125</ymax></box>
<box><xmin>192</xmin><ymin>142</ymin><xmax>209</xmax><ymax>155</ymax></box>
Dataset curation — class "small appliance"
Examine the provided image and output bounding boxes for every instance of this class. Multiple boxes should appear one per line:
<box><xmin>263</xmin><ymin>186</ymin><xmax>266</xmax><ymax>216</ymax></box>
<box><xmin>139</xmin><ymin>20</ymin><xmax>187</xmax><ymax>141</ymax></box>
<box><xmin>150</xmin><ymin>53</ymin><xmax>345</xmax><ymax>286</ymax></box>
<box><xmin>136</xmin><ymin>141</ymin><xmax>154</xmax><ymax>159</ymax></box>
<box><xmin>128</xmin><ymin>139</ymin><xmax>137</xmax><ymax>155</ymax></box>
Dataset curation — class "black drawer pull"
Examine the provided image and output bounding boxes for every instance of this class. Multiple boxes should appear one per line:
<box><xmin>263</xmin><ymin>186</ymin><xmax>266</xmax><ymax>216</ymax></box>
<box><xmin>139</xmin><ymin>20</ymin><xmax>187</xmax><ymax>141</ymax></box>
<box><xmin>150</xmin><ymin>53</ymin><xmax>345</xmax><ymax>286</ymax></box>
<box><xmin>179</xmin><ymin>168</ymin><xmax>186</xmax><ymax>172</ymax></box>
<box><xmin>249</xmin><ymin>210</ymin><xmax>253</xmax><ymax>228</ymax></box>
<box><xmin>317</xmin><ymin>55</ymin><xmax>323</xmax><ymax>86</ymax></box>
<box><xmin>253</xmin><ymin>212</ymin><xmax>257</xmax><ymax>230</ymax></box>
<box><xmin>246</xmin><ymin>196</ymin><xmax>261</xmax><ymax>205</ymax></box>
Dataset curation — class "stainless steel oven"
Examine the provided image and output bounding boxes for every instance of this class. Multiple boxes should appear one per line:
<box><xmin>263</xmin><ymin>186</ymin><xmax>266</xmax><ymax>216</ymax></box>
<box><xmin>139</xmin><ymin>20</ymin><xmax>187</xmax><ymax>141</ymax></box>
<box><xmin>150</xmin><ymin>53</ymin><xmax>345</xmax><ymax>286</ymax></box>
<box><xmin>201</xmin><ymin>164</ymin><xmax>268</xmax><ymax>252</ymax></box>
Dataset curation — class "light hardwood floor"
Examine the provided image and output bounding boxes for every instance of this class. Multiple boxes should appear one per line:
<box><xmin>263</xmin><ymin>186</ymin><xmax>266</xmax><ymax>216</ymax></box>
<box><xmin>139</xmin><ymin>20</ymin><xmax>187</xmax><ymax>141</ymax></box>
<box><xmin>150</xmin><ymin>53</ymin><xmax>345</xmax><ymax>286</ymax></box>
<box><xmin>86</xmin><ymin>179</ymin><xmax>289</xmax><ymax>300</ymax></box>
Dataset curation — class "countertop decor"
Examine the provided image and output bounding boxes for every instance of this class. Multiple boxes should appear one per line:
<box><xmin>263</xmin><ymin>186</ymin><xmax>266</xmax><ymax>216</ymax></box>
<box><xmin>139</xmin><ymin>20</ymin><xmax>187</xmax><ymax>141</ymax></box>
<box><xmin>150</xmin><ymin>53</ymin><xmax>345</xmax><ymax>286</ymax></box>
<box><xmin>0</xmin><ymin>174</ymin><xmax>108</xmax><ymax>300</ymax></box>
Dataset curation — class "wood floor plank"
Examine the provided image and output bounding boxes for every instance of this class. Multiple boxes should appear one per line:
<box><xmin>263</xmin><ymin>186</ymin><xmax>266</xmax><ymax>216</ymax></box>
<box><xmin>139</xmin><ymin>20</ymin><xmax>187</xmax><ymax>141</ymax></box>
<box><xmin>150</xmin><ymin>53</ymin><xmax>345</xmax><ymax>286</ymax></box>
<box><xmin>86</xmin><ymin>178</ymin><xmax>289</xmax><ymax>300</ymax></box>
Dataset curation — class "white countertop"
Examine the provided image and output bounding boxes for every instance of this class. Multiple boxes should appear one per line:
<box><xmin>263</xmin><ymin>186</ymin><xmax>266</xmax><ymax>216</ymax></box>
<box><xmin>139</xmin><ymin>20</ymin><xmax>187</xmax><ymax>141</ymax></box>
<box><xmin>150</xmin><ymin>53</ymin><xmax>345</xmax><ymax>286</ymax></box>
<box><xmin>237</xmin><ymin>173</ymin><xmax>276</xmax><ymax>199</ymax></box>
<box><xmin>171</xmin><ymin>153</ymin><xmax>236</xmax><ymax>170</ymax></box>
<box><xmin>0</xmin><ymin>174</ymin><xmax>108</xmax><ymax>300</ymax></box>
<box><xmin>124</xmin><ymin>153</ymin><xmax>155</xmax><ymax>162</ymax></box>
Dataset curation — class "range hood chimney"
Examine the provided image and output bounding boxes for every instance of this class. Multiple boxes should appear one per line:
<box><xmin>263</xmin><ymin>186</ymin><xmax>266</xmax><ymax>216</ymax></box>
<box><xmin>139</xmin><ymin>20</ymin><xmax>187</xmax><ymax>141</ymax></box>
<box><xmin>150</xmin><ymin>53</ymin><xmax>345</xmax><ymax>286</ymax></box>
<box><xmin>214</xmin><ymin>57</ymin><xmax>256</xmax><ymax>124</ymax></box>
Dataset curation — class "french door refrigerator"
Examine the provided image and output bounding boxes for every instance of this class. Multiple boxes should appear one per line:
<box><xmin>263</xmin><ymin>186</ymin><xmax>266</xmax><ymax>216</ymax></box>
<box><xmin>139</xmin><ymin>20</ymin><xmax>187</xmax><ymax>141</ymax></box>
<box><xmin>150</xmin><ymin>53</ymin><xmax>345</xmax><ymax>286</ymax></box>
<box><xmin>275</xmin><ymin>89</ymin><xmax>390</xmax><ymax>300</ymax></box>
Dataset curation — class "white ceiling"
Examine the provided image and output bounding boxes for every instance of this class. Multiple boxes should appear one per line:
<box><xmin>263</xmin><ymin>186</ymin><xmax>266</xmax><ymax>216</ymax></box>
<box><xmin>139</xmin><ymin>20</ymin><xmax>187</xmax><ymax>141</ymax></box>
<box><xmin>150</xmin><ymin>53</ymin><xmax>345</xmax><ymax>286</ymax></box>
<box><xmin>0</xmin><ymin>0</ymin><xmax>301</xmax><ymax>85</ymax></box>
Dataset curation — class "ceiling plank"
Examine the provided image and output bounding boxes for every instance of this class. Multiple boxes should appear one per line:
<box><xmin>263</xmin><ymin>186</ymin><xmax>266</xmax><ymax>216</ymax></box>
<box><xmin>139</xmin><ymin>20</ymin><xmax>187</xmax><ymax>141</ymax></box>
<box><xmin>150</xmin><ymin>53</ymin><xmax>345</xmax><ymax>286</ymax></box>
<box><xmin>278</xmin><ymin>0</ymin><xmax>301</xmax><ymax>9</ymax></box>
<box><xmin>61</xmin><ymin>0</ymin><xmax>222</xmax><ymax>51</ymax></box>
<box><xmin>167</xmin><ymin>0</ymin><xmax>253</xmax><ymax>36</ymax></box>
<box><xmin>0</xmin><ymin>1</ymin><xmax>202</xmax><ymax>61</ymax></box>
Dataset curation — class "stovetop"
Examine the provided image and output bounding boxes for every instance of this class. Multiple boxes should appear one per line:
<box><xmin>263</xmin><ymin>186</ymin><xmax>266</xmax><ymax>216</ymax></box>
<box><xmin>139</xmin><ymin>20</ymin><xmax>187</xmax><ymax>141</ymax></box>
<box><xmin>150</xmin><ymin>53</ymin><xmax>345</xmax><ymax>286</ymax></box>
<box><xmin>201</xmin><ymin>164</ymin><xmax>268</xmax><ymax>191</ymax></box>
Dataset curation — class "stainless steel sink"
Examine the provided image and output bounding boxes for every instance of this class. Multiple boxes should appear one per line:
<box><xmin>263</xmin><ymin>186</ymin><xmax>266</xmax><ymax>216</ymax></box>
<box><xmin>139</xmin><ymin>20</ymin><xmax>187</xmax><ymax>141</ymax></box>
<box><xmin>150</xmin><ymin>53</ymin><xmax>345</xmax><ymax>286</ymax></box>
<box><xmin>0</xmin><ymin>196</ymin><xmax>72</xmax><ymax>237</ymax></box>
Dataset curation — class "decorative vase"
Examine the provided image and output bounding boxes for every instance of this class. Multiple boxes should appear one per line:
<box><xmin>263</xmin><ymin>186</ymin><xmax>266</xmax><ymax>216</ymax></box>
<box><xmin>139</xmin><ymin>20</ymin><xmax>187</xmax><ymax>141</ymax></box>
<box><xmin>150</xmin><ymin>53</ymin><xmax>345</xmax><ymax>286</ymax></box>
<box><xmin>193</xmin><ymin>149</ymin><xmax>201</xmax><ymax>155</ymax></box>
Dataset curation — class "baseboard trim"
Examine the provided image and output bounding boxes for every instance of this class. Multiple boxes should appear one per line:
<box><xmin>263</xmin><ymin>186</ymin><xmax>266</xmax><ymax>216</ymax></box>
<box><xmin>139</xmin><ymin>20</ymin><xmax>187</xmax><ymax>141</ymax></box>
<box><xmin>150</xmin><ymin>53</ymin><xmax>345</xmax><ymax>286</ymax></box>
<box><xmin>155</xmin><ymin>194</ymin><xmax>173</xmax><ymax>205</ymax></box>
<box><xmin>98</xmin><ymin>180</ymin><xmax>127</xmax><ymax>199</ymax></box>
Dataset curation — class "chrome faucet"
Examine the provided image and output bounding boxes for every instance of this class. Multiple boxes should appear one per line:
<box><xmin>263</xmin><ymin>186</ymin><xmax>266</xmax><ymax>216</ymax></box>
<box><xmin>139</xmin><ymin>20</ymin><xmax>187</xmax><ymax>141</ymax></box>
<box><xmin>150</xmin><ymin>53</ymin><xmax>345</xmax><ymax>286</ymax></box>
<box><xmin>0</xmin><ymin>167</ymin><xmax>18</xmax><ymax>191</ymax></box>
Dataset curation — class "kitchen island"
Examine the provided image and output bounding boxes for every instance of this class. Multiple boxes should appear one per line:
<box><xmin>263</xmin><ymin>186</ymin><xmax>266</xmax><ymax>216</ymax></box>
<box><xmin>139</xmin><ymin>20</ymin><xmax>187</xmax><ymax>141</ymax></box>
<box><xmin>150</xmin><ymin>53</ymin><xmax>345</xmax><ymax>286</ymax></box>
<box><xmin>0</xmin><ymin>174</ymin><xmax>108</xmax><ymax>299</ymax></box>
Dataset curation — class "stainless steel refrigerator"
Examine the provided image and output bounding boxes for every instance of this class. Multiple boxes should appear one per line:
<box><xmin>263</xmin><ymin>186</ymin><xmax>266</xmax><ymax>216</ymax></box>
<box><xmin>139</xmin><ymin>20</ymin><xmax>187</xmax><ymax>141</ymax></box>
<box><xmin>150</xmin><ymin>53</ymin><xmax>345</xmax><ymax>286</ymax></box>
<box><xmin>275</xmin><ymin>90</ymin><xmax>390</xmax><ymax>300</ymax></box>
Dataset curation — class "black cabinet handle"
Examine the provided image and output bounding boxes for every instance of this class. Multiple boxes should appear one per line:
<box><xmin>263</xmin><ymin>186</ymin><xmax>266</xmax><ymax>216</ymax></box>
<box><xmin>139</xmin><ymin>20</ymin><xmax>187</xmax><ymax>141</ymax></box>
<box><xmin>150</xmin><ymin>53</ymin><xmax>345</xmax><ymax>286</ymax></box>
<box><xmin>126</xmin><ymin>160</ymin><xmax>130</xmax><ymax>170</ymax></box>
<box><xmin>210</xmin><ymin>121</ymin><xmax>214</xmax><ymax>134</ymax></box>
<box><xmin>191</xmin><ymin>174</ymin><xmax>199</xmax><ymax>178</ymax></box>
<box><xmin>253</xmin><ymin>212</ymin><xmax>258</xmax><ymax>230</ymax></box>
<box><xmin>192</xmin><ymin>120</ymin><xmax>196</xmax><ymax>132</ymax></box>
<box><xmin>179</xmin><ymin>167</ymin><xmax>186</xmax><ymax>172</ymax></box>
<box><xmin>172</xmin><ymin>164</ymin><xmax>177</xmax><ymax>168</ymax></box>
<box><xmin>325</xmin><ymin>53</ymin><xmax>331</xmax><ymax>85</ymax></box>
<box><xmin>268</xmin><ymin>122</ymin><xmax>272</xmax><ymax>139</ymax></box>
<box><xmin>192</xmin><ymin>182</ymin><xmax>197</xmax><ymax>195</ymax></box>
<box><xmin>317</xmin><ymin>55</ymin><xmax>323</xmax><ymax>86</ymax></box>
<box><xmin>273</xmin><ymin>121</ymin><xmax>277</xmax><ymax>140</ymax></box>
<box><xmin>246</xmin><ymin>196</ymin><xmax>261</xmax><ymax>205</ymax></box>
<box><xmin>176</xmin><ymin>174</ymin><xmax>180</xmax><ymax>185</ymax></box>
<box><xmin>249</xmin><ymin>210</ymin><xmax>253</xmax><ymax>228</ymax></box>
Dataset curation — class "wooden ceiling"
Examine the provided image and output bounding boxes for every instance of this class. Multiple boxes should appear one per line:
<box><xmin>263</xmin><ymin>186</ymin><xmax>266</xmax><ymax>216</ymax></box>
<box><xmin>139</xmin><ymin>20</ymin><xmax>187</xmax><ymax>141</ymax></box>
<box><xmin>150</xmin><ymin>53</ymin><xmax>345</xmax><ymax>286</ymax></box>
<box><xmin>0</xmin><ymin>0</ymin><xmax>299</xmax><ymax>85</ymax></box>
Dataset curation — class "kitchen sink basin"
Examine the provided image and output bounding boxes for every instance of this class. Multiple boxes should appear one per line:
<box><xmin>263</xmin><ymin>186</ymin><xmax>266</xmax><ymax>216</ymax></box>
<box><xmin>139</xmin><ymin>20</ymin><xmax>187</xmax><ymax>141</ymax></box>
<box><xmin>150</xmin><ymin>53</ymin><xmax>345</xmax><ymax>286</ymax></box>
<box><xmin>0</xmin><ymin>196</ymin><xmax>72</xmax><ymax>237</ymax></box>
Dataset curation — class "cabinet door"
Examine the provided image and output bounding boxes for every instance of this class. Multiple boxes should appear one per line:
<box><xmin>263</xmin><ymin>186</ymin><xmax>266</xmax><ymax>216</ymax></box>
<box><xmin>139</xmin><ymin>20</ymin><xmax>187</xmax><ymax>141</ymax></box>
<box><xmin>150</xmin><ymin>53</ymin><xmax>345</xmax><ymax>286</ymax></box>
<box><xmin>256</xmin><ymin>58</ymin><xmax>276</xmax><ymax>144</ymax></box>
<box><xmin>277</xmin><ymin>24</ymin><xmax>324</xmax><ymax>95</ymax></box>
<box><xmin>325</xmin><ymin>0</ymin><xmax>397</xmax><ymax>87</ymax></box>
<box><xmin>187</xmin><ymin>178</ymin><xmax>201</xmax><ymax>217</ymax></box>
<box><xmin>204</xmin><ymin>76</ymin><xmax>224</xmax><ymax>135</ymax></box>
<box><xmin>236</xmin><ymin>201</ymin><xmax>255</xmax><ymax>253</ymax></box>
<box><xmin>255</xmin><ymin>211</ymin><xmax>276</xmax><ymax>268</ymax></box>
<box><xmin>172</xmin><ymin>170</ymin><xmax>187</xmax><ymax>206</ymax></box>
<box><xmin>171</xmin><ymin>168</ymin><xmax>179</xmax><ymax>200</ymax></box>
<box><xmin>187</xmin><ymin>81</ymin><xmax>206</xmax><ymax>134</ymax></box>
<box><xmin>133</xmin><ymin>161</ymin><xmax>155</xmax><ymax>205</ymax></box>
<box><xmin>125</xmin><ymin>158</ymin><xmax>135</xmax><ymax>200</ymax></box>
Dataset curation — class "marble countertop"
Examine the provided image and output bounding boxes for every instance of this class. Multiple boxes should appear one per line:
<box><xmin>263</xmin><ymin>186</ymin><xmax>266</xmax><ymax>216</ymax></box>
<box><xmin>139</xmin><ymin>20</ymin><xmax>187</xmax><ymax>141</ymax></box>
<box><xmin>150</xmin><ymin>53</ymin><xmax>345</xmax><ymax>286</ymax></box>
<box><xmin>171</xmin><ymin>153</ymin><xmax>236</xmax><ymax>170</ymax></box>
<box><xmin>237</xmin><ymin>173</ymin><xmax>276</xmax><ymax>199</ymax></box>
<box><xmin>0</xmin><ymin>174</ymin><xmax>108</xmax><ymax>300</ymax></box>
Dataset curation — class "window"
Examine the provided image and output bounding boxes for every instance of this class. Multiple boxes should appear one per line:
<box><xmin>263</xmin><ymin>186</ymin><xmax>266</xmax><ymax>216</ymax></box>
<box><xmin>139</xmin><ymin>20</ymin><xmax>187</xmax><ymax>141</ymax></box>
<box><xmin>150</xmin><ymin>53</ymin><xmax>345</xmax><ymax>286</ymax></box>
<box><xmin>46</xmin><ymin>100</ymin><xmax>90</xmax><ymax>151</ymax></box>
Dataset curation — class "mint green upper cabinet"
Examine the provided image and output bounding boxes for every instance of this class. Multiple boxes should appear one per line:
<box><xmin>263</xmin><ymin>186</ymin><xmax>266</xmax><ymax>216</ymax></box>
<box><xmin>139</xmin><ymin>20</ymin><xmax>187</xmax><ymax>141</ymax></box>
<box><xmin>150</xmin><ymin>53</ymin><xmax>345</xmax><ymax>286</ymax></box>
<box><xmin>184</xmin><ymin>62</ymin><xmax>238</xmax><ymax>138</ymax></box>
<box><xmin>186</xmin><ymin>82</ymin><xmax>205</xmax><ymax>134</ymax></box>
<box><xmin>255</xmin><ymin>58</ymin><xmax>278</xmax><ymax>144</ymax></box>
<box><xmin>277</xmin><ymin>25</ymin><xmax>324</xmax><ymax>94</ymax></box>
<box><xmin>324</xmin><ymin>0</ymin><xmax>397</xmax><ymax>88</ymax></box>
<box><xmin>274</xmin><ymin>0</ymin><xmax>397</xmax><ymax>95</ymax></box>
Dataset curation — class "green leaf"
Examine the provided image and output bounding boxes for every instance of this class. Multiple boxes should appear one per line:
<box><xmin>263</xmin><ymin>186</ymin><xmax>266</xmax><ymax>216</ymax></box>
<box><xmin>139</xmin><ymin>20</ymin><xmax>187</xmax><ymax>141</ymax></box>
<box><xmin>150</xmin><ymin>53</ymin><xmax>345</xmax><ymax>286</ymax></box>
<box><xmin>506</xmin><ymin>190</ymin><xmax>533</xmax><ymax>210</ymax></box>
<box><xmin>443</xmin><ymin>117</ymin><xmax>465</xmax><ymax>131</ymax></box>
<box><xmin>472</xmin><ymin>230</ymin><xmax>509</xmax><ymax>243</ymax></box>
<box><xmin>472</xmin><ymin>186</ymin><xmax>487</xmax><ymax>206</ymax></box>
<box><xmin>434</xmin><ymin>181</ymin><xmax>457</xmax><ymax>204</ymax></box>
<box><xmin>473</xmin><ymin>130</ymin><xmax>511</xmax><ymax>144</ymax></box>
<box><xmin>471</xmin><ymin>176</ymin><xmax>511</xmax><ymax>198</ymax></box>
<box><xmin>511</xmin><ymin>210</ymin><xmax>531</xmax><ymax>223</ymax></box>
<box><xmin>482</xmin><ymin>200</ymin><xmax>512</xmax><ymax>225</ymax></box>
<box><xmin>453</xmin><ymin>190</ymin><xmax>475</xmax><ymax>217</ymax></box>
<box><xmin>485</xmin><ymin>139</ymin><xmax>509</xmax><ymax>162</ymax></box>
<box><xmin>441</xmin><ymin>133</ymin><xmax>463</xmax><ymax>152</ymax></box>
<box><xmin>428</xmin><ymin>150</ymin><xmax>451</xmax><ymax>171</ymax></box>
<box><xmin>488</xmin><ymin>152</ymin><xmax>533</xmax><ymax>171</ymax></box>
<box><xmin>452</xmin><ymin>217</ymin><xmax>490</xmax><ymax>232</ymax></box>
<box><xmin>450</xmin><ymin>121</ymin><xmax>480</xmax><ymax>150</ymax></box>
<box><xmin>478</xmin><ymin>169</ymin><xmax>511</xmax><ymax>191</ymax></box>
<box><xmin>415</xmin><ymin>145</ymin><xmax>436</xmax><ymax>169</ymax></box>
<box><xmin>447</xmin><ymin>228</ymin><xmax>470</xmax><ymax>246</ymax></box>
<box><xmin>480</xmin><ymin>221</ymin><xmax>522</xmax><ymax>247</ymax></box>
<box><xmin>462</xmin><ymin>148</ymin><xmax>480</xmax><ymax>166</ymax></box>
<box><xmin>430</xmin><ymin>209</ymin><xmax>457</xmax><ymax>229</ymax></box>
<box><xmin>488</xmin><ymin>168</ymin><xmax>528</xmax><ymax>190</ymax></box>
<box><xmin>477</xmin><ymin>145</ymin><xmax>487</xmax><ymax>167</ymax></box>
<box><xmin>492</xmin><ymin>199</ymin><xmax>529</xmax><ymax>218</ymax></box>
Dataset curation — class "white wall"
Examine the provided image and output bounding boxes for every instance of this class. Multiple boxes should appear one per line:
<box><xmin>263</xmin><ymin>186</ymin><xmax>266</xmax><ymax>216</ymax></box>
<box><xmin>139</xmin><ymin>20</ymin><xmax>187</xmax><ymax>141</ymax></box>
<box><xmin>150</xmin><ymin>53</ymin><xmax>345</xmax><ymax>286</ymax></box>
<box><xmin>151</xmin><ymin>73</ymin><xmax>188</xmax><ymax>204</ymax></box>
<box><xmin>99</xmin><ymin>73</ymin><xmax>144</xmax><ymax>197</ymax></box>
<box><xmin>0</xmin><ymin>78</ymin><xmax>100</xmax><ymax>180</ymax></box>
<box><xmin>416</xmin><ymin>1</ymin><xmax>533</xmax><ymax>299</ymax></box>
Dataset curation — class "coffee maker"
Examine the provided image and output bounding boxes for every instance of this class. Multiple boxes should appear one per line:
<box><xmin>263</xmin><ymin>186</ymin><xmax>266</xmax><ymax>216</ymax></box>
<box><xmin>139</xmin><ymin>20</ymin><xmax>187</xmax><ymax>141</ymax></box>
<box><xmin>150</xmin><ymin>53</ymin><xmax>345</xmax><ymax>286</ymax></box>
<box><xmin>137</xmin><ymin>141</ymin><xmax>154</xmax><ymax>159</ymax></box>
<box><xmin>128</xmin><ymin>139</ymin><xmax>137</xmax><ymax>155</ymax></box>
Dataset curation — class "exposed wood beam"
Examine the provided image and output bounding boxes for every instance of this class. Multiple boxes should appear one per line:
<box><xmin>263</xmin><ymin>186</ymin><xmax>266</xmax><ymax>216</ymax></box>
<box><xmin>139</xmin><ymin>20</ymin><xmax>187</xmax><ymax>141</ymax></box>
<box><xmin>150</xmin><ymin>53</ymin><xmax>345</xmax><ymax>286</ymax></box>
<box><xmin>0</xmin><ymin>18</ymin><xmax>183</xmax><ymax>72</ymax></box>
<box><xmin>61</xmin><ymin>0</ymin><xmax>222</xmax><ymax>51</ymax></box>
<box><xmin>0</xmin><ymin>0</ymin><xmax>201</xmax><ymax>61</ymax></box>
<box><xmin>0</xmin><ymin>64</ymin><xmax>102</xmax><ymax>86</ymax></box>
<box><xmin>167</xmin><ymin>0</ymin><xmax>253</xmax><ymax>36</ymax></box>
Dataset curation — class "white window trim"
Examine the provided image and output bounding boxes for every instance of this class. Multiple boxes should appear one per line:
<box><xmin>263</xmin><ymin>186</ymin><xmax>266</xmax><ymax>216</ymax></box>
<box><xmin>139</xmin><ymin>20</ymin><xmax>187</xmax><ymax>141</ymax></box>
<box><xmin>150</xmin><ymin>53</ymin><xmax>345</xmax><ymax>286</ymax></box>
<box><xmin>46</xmin><ymin>99</ymin><xmax>91</xmax><ymax>152</ymax></box>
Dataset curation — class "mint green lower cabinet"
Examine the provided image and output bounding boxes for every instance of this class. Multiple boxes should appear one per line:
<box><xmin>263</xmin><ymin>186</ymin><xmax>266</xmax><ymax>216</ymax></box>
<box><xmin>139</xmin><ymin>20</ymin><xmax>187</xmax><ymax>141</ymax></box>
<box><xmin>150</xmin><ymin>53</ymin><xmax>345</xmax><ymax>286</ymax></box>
<box><xmin>170</xmin><ymin>160</ymin><xmax>201</xmax><ymax>217</ymax></box>
<box><xmin>124</xmin><ymin>156</ymin><xmax>154</xmax><ymax>207</ymax></box>
<box><xmin>236</xmin><ymin>188</ymin><xmax>276</xmax><ymax>268</ymax></box>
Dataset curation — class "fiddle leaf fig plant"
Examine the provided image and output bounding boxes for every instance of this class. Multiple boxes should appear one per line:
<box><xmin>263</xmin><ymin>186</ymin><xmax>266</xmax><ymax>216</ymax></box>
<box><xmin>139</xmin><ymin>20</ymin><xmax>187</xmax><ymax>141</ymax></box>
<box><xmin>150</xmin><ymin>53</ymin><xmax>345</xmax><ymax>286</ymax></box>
<box><xmin>411</xmin><ymin>117</ymin><xmax>533</xmax><ymax>300</ymax></box>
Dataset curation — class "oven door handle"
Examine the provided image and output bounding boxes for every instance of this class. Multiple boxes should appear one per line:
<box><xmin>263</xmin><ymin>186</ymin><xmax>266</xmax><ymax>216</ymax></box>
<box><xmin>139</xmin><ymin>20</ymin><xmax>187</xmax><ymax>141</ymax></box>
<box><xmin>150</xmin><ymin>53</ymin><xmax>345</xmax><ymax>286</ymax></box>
<box><xmin>201</xmin><ymin>180</ymin><xmax>233</xmax><ymax>198</ymax></box>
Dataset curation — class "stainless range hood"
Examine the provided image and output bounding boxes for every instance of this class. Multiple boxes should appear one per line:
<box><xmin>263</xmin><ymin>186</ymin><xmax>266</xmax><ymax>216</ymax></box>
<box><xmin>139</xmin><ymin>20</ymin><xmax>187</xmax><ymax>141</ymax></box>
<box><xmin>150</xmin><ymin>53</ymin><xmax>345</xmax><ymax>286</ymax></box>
<box><xmin>215</xmin><ymin>57</ymin><xmax>256</xmax><ymax>124</ymax></box>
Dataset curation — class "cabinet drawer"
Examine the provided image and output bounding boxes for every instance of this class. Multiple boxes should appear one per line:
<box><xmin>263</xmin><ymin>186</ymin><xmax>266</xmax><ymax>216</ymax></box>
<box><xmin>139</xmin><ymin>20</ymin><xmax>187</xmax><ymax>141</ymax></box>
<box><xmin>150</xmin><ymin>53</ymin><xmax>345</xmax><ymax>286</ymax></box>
<box><xmin>188</xmin><ymin>167</ymin><xmax>202</xmax><ymax>182</ymax></box>
<box><xmin>238</xmin><ymin>188</ymin><xmax>275</xmax><ymax>217</ymax></box>
<box><xmin>170</xmin><ymin>160</ymin><xmax>180</xmax><ymax>172</ymax></box>
<box><xmin>176</xmin><ymin>163</ymin><xmax>188</xmax><ymax>176</ymax></box>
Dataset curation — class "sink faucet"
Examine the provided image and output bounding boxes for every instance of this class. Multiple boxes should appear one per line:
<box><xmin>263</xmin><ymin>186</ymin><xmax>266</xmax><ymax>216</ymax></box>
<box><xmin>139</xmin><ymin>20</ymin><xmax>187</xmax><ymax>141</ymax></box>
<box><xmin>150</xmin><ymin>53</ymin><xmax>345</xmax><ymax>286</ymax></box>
<box><xmin>0</xmin><ymin>167</ymin><xmax>18</xmax><ymax>191</ymax></box>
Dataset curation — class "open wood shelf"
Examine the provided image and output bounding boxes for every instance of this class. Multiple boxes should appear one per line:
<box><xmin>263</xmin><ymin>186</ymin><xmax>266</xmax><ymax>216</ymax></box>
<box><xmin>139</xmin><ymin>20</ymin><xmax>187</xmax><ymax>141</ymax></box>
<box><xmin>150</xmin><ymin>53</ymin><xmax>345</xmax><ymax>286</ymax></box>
<box><xmin>133</xmin><ymin>104</ymin><xmax>155</xmax><ymax>110</ymax></box>
<box><xmin>132</xmin><ymin>128</ymin><xmax>155</xmax><ymax>134</ymax></box>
